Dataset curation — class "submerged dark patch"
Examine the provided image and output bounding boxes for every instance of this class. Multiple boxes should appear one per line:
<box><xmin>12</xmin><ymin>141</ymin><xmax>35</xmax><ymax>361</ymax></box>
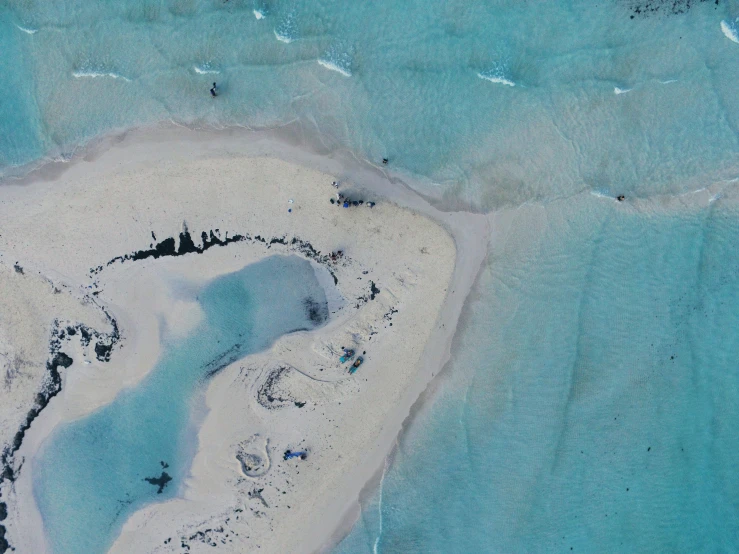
<box><xmin>303</xmin><ymin>297</ymin><xmax>328</xmax><ymax>325</ymax></box>
<box><xmin>144</xmin><ymin>471</ymin><xmax>172</xmax><ymax>494</ymax></box>
<box><xmin>201</xmin><ymin>344</ymin><xmax>243</xmax><ymax>379</ymax></box>
<box><xmin>623</xmin><ymin>0</ymin><xmax>718</xmax><ymax>18</ymax></box>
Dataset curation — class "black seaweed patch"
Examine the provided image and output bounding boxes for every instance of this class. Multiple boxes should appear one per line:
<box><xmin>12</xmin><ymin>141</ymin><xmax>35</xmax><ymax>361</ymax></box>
<box><xmin>623</xmin><ymin>0</ymin><xmax>718</xmax><ymax>18</ymax></box>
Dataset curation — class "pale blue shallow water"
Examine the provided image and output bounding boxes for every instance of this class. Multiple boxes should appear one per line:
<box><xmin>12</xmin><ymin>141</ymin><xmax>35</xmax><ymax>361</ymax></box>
<box><xmin>4</xmin><ymin>1</ymin><xmax>739</xmax><ymax>553</ymax></box>
<box><xmin>2</xmin><ymin>0</ymin><xmax>739</xmax><ymax>207</ymax></box>
<box><xmin>33</xmin><ymin>256</ymin><xmax>327</xmax><ymax>554</ymax></box>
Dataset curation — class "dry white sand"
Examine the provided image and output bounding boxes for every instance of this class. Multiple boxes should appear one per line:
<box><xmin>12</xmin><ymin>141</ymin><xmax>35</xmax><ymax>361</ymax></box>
<box><xmin>0</xmin><ymin>127</ymin><xmax>488</xmax><ymax>553</ymax></box>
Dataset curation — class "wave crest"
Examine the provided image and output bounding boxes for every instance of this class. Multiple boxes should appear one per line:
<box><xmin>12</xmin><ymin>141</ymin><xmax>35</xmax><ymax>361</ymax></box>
<box><xmin>16</xmin><ymin>24</ymin><xmax>38</xmax><ymax>34</ymax></box>
<box><xmin>72</xmin><ymin>70</ymin><xmax>131</xmax><ymax>82</ymax></box>
<box><xmin>477</xmin><ymin>61</ymin><xmax>515</xmax><ymax>87</ymax></box>
<box><xmin>721</xmin><ymin>19</ymin><xmax>739</xmax><ymax>44</ymax></box>
<box><xmin>275</xmin><ymin>12</ymin><xmax>297</xmax><ymax>43</ymax></box>
<box><xmin>318</xmin><ymin>43</ymin><xmax>353</xmax><ymax>77</ymax></box>
<box><xmin>193</xmin><ymin>63</ymin><xmax>220</xmax><ymax>75</ymax></box>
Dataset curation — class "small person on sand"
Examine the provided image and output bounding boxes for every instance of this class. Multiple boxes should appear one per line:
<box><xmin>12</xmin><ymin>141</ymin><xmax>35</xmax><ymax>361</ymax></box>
<box><xmin>332</xmin><ymin>180</ymin><xmax>339</xmax><ymax>188</ymax></box>
<box><xmin>210</xmin><ymin>82</ymin><xmax>218</xmax><ymax>97</ymax></box>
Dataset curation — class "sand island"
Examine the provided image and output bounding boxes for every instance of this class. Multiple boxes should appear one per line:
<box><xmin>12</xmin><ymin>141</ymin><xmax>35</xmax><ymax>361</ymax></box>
<box><xmin>0</xmin><ymin>128</ymin><xmax>485</xmax><ymax>553</ymax></box>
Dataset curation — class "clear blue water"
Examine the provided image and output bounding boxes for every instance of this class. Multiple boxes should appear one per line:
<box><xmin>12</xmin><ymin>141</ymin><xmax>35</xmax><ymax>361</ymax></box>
<box><xmin>2</xmin><ymin>1</ymin><xmax>739</xmax><ymax>208</ymax></box>
<box><xmin>33</xmin><ymin>255</ymin><xmax>327</xmax><ymax>554</ymax></box>
<box><xmin>3</xmin><ymin>0</ymin><xmax>739</xmax><ymax>552</ymax></box>
<box><xmin>337</xmin><ymin>198</ymin><xmax>739</xmax><ymax>553</ymax></box>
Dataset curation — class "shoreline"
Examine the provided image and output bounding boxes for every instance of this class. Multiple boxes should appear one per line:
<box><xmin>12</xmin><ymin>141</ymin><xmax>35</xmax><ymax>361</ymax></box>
<box><xmin>2</xmin><ymin>120</ymin><xmax>484</xmax><ymax>213</ymax></box>
<box><xmin>5</xmin><ymin>119</ymin><xmax>739</xmax><ymax>216</ymax></box>
<box><xmin>0</xmin><ymin>126</ymin><xmax>487</xmax><ymax>553</ymax></box>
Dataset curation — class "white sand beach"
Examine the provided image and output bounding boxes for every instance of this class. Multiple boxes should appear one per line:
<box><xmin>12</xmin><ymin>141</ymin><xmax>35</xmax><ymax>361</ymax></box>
<box><xmin>0</xmin><ymin>127</ymin><xmax>487</xmax><ymax>553</ymax></box>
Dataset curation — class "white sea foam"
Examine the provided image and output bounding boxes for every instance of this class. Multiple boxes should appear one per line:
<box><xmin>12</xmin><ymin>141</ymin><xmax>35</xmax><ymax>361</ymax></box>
<box><xmin>660</xmin><ymin>79</ymin><xmax>678</xmax><ymax>85</ymax></box>
<box><xmin>253</xmin><ymin>9</ymin><xmax>265</xmax><ymax>20</ymax></box>
<box><xmin>16</xmin><ymin>24</ymin><xmax>38</xmax><ymax>34</ymax></box>
<box><xmin>317</xmin><ymin>44</ymin><xmax>353</xmax><ymax>77</ymax></box>
<box><xmin>193</xmin><ymin>65</ymin><xmax>220</xmax><ymax>75</ymax></box>
<box><xmin>274</xmin><ymin>30</ymin><xmax>293</xmax><ymax>43</ymax></box>
<box><xmin>721</xmin><ymin>19</ymin><xmax>739</xmax><ymax>44</ymax></box>
<box><xmin>317</xmin><ymin>59</ymin><xmax>352</xmax><ymax>77</ymax></box>
<box><xmin>373</xmin><ymin>458</ymin><xmax>389</xmax><ymax>554</ymax></box>
<box><xmin>614</xmin><ymin>87</ymin><xmax>632</xmax><ymax>95</ymax></box>
<box><xmin>72</xmin><ymin>71</ymin><xmax>131</xmax><ymax>82</ymax></box>
<box><xmin>275</xmin><ymin>12</ymin><xmax>296</xmax><ymax>43</ymax></box>
<box><xmin>477</xmin><ymin>71</ymin><xmax>515</xmax><ymax>87</ymax></box>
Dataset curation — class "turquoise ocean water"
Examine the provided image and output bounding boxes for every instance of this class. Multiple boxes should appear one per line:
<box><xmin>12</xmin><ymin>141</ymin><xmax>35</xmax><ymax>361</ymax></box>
<box><xmin>2</xmin><ymin>0</ymin><xmax>739</xmax><ymax>207</ymax></box>
<box><xmin>33</xmin><ymin>256</ymin><xmax>327</xmax><ymax>554</ymax></box>
<box><xmin>337</xmin><ymin>196</ymin><xmax>739</xmax><ymax>553</ymax></box>
<box><xmin>2</xmin><ymin>0</ymin><xmax>739</xmax><ymax>552</ymax></box>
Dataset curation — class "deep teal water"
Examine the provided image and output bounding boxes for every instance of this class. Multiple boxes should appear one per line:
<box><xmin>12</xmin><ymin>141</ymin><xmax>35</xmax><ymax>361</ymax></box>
<box><xmin>337</xmin><ymin>198</ymin><xmax>739</xmax><ymax>553</ymax></box>
<box><xmin>33</xmin><ymin>256</ymin><xmax>327</xmax><ymax>554</ymax></box>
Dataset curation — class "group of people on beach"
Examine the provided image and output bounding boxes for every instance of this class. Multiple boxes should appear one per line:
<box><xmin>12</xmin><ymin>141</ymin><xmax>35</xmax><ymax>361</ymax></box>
<box><xmin>329</xmin><ymin>181</ymin><xmax>376</xmax><ymax>209</ymax></box>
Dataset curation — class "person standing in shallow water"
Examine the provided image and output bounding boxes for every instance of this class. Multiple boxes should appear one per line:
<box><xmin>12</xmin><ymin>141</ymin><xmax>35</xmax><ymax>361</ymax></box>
<box><xmin>210</xmin><ymin>82</ymin><xmax>217</xmax><ymax>97</ymax></box>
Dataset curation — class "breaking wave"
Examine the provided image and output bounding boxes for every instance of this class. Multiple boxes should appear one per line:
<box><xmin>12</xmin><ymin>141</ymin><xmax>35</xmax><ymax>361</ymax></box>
<box><xmin>477</xmin><ymin>64</ymin><xmax>515</xmax><ymax>87</ymax></box>
<box><xmin>72</xmin><ymin>70</ymin><xmax>131</xmax><ymax>82</ymax></box>
<box><xmin>193</xmin><ymin>64</ymin><xmax>220</xmax><ymax>75</ymax></box>
<box><xmin>721</xmin><ymin>19</ymin><xmax>739</xmax><ymax>44</ymax></box>
<box><xmin>16</xmin><ymin>24</ymin><xmax>38</xmax><ymax>34</ymax></box>
<box><xmin>318</xmin><ymin>43</ymin><xmax>353</xmax><ymax>77</ymax></box>
<box><xmin>274</xmin><ymin>12</ymin><xmax>297</xmax><ymax>43</ymax></box>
